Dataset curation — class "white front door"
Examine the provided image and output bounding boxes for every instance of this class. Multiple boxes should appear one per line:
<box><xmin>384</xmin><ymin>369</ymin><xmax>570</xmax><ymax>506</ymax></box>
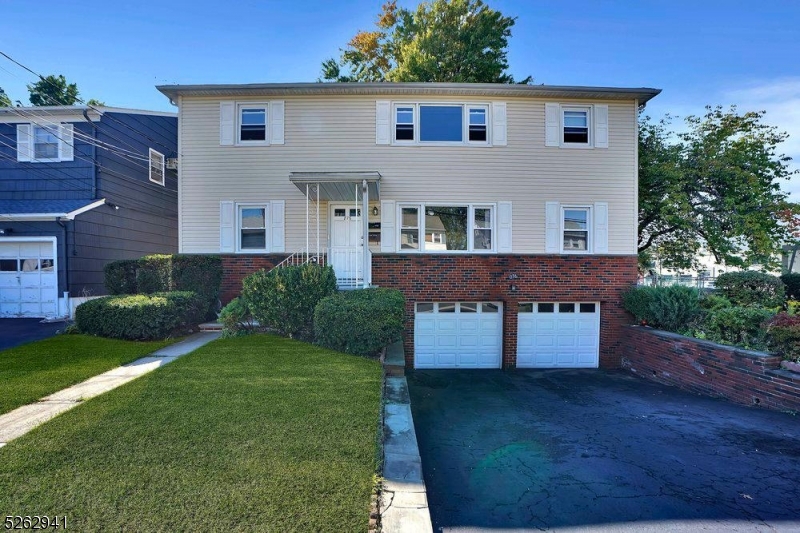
<box><xmin>329</xmin><ymin>205</ymin><xmax>363</xmax><ymax>286</ymax></box>
<box><xmin>0</xmin><ymin>238</ymin><xmax>59</xmax><ymax>318</ymax></box>
<box><xmin>517</xmin><ymin>302</ymin><xmax>600</xmax><ymax>368</ymax></box>
<box><xmin>414</xmin><ymin>302</ymin><xmax>503</xmax><ymax>369</ymax></box>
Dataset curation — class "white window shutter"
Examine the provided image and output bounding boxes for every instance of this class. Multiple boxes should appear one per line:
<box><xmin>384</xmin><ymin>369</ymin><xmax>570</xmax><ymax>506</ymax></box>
<box><xmin>220</xmin><ymin>201</ymin><xmax>235</xmax><ymax>253</ymax></box>
<box><xmin>380</xmin><ymin>200</ymin><xmax>396</xmax><ymax>252</ymax></box>
<box><xmin>545</xmin><ymin>103</ymin><xmax>560</xmax><ymax>147</ymax></box>
<box><xmin>60</xmin><ymin>123</ymin><xmax>74</xmax><ymax>161</ymax></box>
<box><xmin>220</xmin><ymin>102</ymin><xmax>235</xmax><ymax>146</ymax></box>
<box><xmin>270</xmin><ymin>101</ymin><xmax>285</xmax><ymax>145</ymax></box>
<box><xmin>545</xmin><ymin>201</ymin><xmax>560</xmax><ymax>253</ymax></box>
<box><xmin>497</xmin><ymin>201</ymin><xmax>512</xmax><ymax>252</ymax></box>
<box><xmin>376</xmin><ymin>101</ymin><xmax>391</xmax><ymax>145</ymax></box>
<box><xmin>492</xmin><ymin>102</ymin><xmax>507</xmax><ymax>146</ymax></box>
<box><xmin>16</xmin><ymin>124</ymin><xmax>32</xmax><ymax>161</ymax></box>
<box><xmin>271</xmin><ymin>200</ymin><xmax>285</xmax><ymax>252</ymax></box>
<box><xmin>594</xmin><ymin>104</ymin><xmax>609</xmax><ymax>149</ymax></box>
<box><xmin>594</xmin><ymin>202</ymin><xmax>609</xmax><ymax>253</ymax></box>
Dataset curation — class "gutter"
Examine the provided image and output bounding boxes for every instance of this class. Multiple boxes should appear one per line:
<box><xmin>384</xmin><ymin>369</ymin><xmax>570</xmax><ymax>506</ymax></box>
<box><xmin>83</xmin><ymin>109</ymin><xmax>97</xmax><ymax>198</ymax></box>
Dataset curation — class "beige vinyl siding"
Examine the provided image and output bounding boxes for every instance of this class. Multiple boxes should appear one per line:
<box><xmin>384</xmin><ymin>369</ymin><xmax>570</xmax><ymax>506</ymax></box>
<box><xmin>178</xmin><ymin>95</ymin><xmax>637</xmax><ymax>254</ymax></box>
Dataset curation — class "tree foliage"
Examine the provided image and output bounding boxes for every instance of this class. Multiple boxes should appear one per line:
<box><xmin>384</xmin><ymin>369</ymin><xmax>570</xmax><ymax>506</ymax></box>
<box><xmin>0</xmin><ymin>87</ymin><xmax>11</xmax><ymax>107</ymax></box>
<box><xmin>321</xmin><ymin>0</ymin><xmax>529</xmax><ymax>83</ymax></box>
<box><xmin>28</xmin><ymin>74</ymin><xmax>80</xmax><ymax>106</ymax></box>
<box><xmin>638</xmin><ymin>106</ymin><xmax>798</xmax><ymax>270</ymax></box>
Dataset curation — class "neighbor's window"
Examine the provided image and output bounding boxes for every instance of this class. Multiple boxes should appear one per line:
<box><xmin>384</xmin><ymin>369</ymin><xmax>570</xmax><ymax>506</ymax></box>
<box><xmin>33</xmin><ymin>125</ymin><xmax>59</xmax><ymax>160</ymax></box>
<box><xmin>238</xmin><ymin>105</ymin><xmax>268</xmax><ymax>143</ymax></box>
<box><xmin>562</xmin><ymin>107</ymin><xmax>590</xmax><ymax>145</ymax></box>
<box><xmin>149</xmin><ymin>149</ymin><xmax>165</xmax><ymax>186</ymax></box>
<box><xmin>562</xmin><ymin>207</ymin><xmax>590</xmax><ymax>252</ymax></box>
<box><xmin>398</xmin><ymin>204</ymin><xmax>494</xmax><ymax>252</ymax></box>
<box><xmin>238</xmin><ymin>205</ymin><xmax>268</xmax><ymax>251</ymax></box>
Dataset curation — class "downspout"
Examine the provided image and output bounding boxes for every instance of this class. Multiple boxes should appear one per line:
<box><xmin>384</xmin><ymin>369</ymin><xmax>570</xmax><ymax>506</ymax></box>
<box><xmin>82</xmin><ymin>109</ymin><xmax>97</xmax><ymax>198</ymax></box>
<box><xmin>57</xmin><ymin>219</ymin><xmax>70</xmax><ymax>316</ymax></box>
<box><xmin>362</xmin><ymin>179</ymin><xmax>369</xmax><ymax>288</ymax></box>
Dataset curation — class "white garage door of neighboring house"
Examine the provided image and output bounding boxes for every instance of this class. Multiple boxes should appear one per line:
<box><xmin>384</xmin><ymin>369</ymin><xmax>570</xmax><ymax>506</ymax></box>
<box><xmin>415</xmin><ymin>302</ymin><xmax>503</xmax><ymax>369</ymax></box>
<box><xmin>517</xmin><ymin>302</ymin><xmax>600</xmax><ymax>368</ymax></box>
<box><xmin>0</xmin><ymin>239</ymin><xmax>58</xmax><ymax>318</ymax></box>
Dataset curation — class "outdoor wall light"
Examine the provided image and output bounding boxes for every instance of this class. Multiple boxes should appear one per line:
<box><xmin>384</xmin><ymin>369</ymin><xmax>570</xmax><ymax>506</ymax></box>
<box><xmin>510</xmin><ymin>284</ymin><xmax>518</xmax><ymax>292</ymax></box>
<box><xmin>372</xmin><ymin>206</ymin><xmax>379</xmax><ymax>216</ymax></box>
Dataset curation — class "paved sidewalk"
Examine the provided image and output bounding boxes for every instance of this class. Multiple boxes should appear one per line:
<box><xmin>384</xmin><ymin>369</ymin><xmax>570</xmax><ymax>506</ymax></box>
<box><xmin>0</xmin><ymin>332</ymin><xmax>220</xmax><ymax>448</ymax></box>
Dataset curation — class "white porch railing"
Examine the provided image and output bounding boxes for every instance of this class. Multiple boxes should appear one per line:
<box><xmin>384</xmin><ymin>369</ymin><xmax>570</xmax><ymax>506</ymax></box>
<box><xmin>268</xmin><ymin>248</ymin><xmax>371</xmax><ymax>289</ymax></box>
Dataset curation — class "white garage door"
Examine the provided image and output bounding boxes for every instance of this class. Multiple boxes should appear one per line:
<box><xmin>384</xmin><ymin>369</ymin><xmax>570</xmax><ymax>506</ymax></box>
<box><xmin>0</xmin><ymin>239</ymin><xmax>58</xmax><ymax>318</ymax></box>
<box><xmin>415</xmin><ymin>302</ymin><xmax>502</xmax><ymax>369</ymax></box>
<box><xmin>517</xmin><ymin>302</ymin><xmax>600</xmax><ymax>368</ymax></box>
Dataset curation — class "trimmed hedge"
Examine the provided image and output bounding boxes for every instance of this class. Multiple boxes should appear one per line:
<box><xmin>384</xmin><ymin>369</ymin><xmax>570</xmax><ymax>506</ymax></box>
<box><xmin>241</xmin><ymin>264</ymin><xmax>337</xmax><ymax>338</ymax></box>
<box><xmin>75</xmin><ymin>291</ymin><xmax>205</xmax><ymax>340</ymax></box>
<box><xmin>622</xmin><ymin>285</ymin><xmax>701</xmax><ymax>333</ymax></box>
<box><xmin>314</xmin><ymin>288</ymin><xmax>405</xmax><ymax>356</ymax></box>
<box><xmin>218</xmin><ymin>297</ymin><xmax>255</xmax><ymax>337</ymax></box>
<box><xmin>715</xmin><ymin>271</ymin><xmax>785</xmax><ymax>308</ymax></box>
<box><xmin>104</xmin><ymin>254</ymin><xmax>223</xmax><ymax>317</ymax></box>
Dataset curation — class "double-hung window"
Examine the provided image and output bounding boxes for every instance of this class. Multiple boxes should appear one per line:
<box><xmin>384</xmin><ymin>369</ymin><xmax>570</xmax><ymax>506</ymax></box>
<box><xmin>238</xmin><ymin>104</ymin><xmax>268</xmax><ymax>144</ymax></box>
<box><xmin>562</xmin><ymin>107</ymin><xmax>591</xmax><ymax>145</ymax></box>
<box><xmin>33</xmin><ymin>125</ymin><xmax>60</xmax><ymax>160</ymax></box>
<box><xmin>238</xmin><ymin>204</ymin><xmax>269</xmax><ymax>252</ymax></box>
<box><xmin>398</xmin><ymin>204</ymin><xmax>495</xmax><ymax>252</ymax></box>
<box><xmin>562</xmin><ymin>207</ymin><xmax>591</xmax><ymax>252</ymax></box>
<box><xmin>149</xmin><ymin>148</ymin><xmax>165</xmax><ymax>186</ymax></box>
<box><xmin>393</xmin><ymin>104</ymin><xmax>490</xmax><ymax>145</ymax></box>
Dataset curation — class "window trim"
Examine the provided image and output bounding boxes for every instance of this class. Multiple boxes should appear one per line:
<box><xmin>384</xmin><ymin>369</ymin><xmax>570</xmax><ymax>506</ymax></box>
<box><xmin>148</xmin><ymin>148</ymin><xmax>165</xmax><ymax>186</ymax></box>
<box><xmin>561</xmin><ymin>205</ymin><xmax>592</xmax><ymax>254</ymax></box>
<box><xmin>560</xmin><ymin>105</ymin><xmax>593</xmax><ymax>148</ymax></box>
<box><xmin>31</xmin><ymin>124</ymin><xmax>62</xmax><ymax>162</ymax></box>
<box><xmin>236</xmin><ymin>203</ymin><xmax>270</xmax><ymax>253</ymax></box>
<box><xmin>236</xmin><ymin>102</ymin><xmax>270</xmax><ymax>146</ymax></box>
<box><xmin>396</xmin><ymin>202</ymin><xmax>497</xmax><ymax>253</ymax></box>
<box><xmin>391</xmin><ymin>102</ymin><xmax>491</xmax><ymax>146</ymax></box>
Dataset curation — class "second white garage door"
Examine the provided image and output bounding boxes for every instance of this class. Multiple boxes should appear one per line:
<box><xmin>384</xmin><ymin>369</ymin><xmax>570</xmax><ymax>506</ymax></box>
<box><xmin>517</xmin><ymin>302</ymin><xmax>600</xmax><ymax>368</ymax></box>
<box><xmin>415</xmin><ymin>302</ymin><xmax>503</xmax><ymax>369</ymax></box>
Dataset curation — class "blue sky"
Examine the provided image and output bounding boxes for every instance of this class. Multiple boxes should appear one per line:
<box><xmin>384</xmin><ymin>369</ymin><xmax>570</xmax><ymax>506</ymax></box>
<box><xmin>2</xmin><ymin>0</ymin><xmax>799</xmax><ymax>188</ymax></box>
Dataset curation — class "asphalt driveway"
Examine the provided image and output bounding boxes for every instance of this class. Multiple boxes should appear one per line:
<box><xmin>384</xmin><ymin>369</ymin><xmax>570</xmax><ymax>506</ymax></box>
<box><xmin>0</xmin><ymin>318</ymin><xmax>65</xmax><ymax>351</ymax></box>
<box><xmin>408</xmin><ymin>369</ymin><xmax>800</xmax><ymax>532</ymax></box>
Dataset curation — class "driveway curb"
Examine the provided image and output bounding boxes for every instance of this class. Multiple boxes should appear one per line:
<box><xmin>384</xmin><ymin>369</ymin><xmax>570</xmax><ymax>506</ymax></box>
<box><xmin>380</xmin><ymin>342</ymin><xmax>433</xmax><ymax>533</ymax></box>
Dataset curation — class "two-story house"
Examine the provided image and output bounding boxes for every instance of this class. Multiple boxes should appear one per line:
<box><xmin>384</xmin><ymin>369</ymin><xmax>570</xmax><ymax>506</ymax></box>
<box><xmin>157</xmin><ymin>83</ymin><xmax>659</xmax><ymax>370</ymax></box>
<box><xmin>0</xmin><ymin>106</ymin><xmax>178</xmax><ymax>318</ymax></box>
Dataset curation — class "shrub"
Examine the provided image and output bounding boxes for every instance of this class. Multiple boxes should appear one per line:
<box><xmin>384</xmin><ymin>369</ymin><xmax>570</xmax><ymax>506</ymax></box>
<box><xmin>172</xmin><ymin>255</ymin><xmax>223</xmax><ymax>318</ymax></box>
<box><xmin>75</xmin><ymin>291</ymin><xmax>205</xmax><ymax>340</ymax></box>
<box><xmin>241</xmin><ymin>264</ymin><xmax>337</xmax><ymax>338</ymax></box>
<box><xmin>623</xmin><ymin>285</ymin><xmax>701</xmax><ymax>333</ymax></box>
<box><xmin>703</xmin><ymin>306</ymin><xmax>774</xmax><ymax>350</ymax></box>
<box><xmin>765</xmin><ymin>313</ymin><xmax>800</xmax><ymax>362</ymax></box>
<box><xmin>314</xmin><ymin>288</ymin><xmax>405</xmax><ymax>356</ymax></box>
<box><xmin>219</xmin><ymin>297</ymin><xmax>255</xmax><ymax>337</ymax></box>
<box><xmin>699</xmin><ymin>293</ymin><xmax>732</xmax><ymax>312</ymax></box>
<box><xmin>715</xmin><ymin>271</ymin><xmax>785</xmax><ymax>308</ymax></box>
<box><xmin>780</xmin><ymin>273</ymin><xmax>800</xmax><ymax>301</ymax></box>
<box><xmin>104</xmin><ymin>259</ymin><xmax>138</xmax><ymax>295</ymax></box>
<box><xmin>135</xmin><ymin>254</ymin><xmax>173</xmax><ymax>294</ymax></box>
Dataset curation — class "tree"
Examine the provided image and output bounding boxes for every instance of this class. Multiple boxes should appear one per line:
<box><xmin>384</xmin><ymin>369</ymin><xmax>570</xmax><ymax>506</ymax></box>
<box><xmin>86</xmin><ymin>98</ymin><xmax>106</xmax><ymax>107</ymax></box>
<box><xmin>320</xmin><ymin>0</ymin><xmax>530</xmax><ymax>83</ymax></box>
<box><xmin>638</xmin><ymin>106</ymin><xmax>798</xmax><ymax>271</ymax></box>
<box><xmin>28</xmin><ymin>74</ymin><xmax>79</xmax><ymax>106</ymax></box>
<box><xmin>0</xmin><ymin>87</ymin><xmax>10</xmax><ymax>107</ymax></box>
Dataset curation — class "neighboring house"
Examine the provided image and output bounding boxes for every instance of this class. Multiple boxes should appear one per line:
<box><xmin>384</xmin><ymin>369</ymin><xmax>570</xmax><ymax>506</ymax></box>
<box><xmin>0</xmin><ymin>106</ymin><xmax>178</xmax><ymax>318</ymax></box>
<box><xmin>157</xmin><ymin>82</ymin><xmax>660</xmax><ymax>370</ymax></box>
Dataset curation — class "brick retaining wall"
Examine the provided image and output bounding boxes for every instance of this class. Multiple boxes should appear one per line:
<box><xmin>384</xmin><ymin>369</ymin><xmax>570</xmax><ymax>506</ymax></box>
<box><xmin>620</xmin><ymin>326</ymin><xmax>800</xmax><ymax>412</ymax></box>
<box><xmin>219</xmin><ymin>254</ymin><xmax>288</xmax><ymax>304</ymax></box>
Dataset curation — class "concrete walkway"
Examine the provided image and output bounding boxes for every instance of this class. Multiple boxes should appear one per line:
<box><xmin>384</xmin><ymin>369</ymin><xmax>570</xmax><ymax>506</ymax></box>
<box><xmin>0</xmin><ymin>331</ymin><xmax>220</xmax><ymax>448</ymax></box>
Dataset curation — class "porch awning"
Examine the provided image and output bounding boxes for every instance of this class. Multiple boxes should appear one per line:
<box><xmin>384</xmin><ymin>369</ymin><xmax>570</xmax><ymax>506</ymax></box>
<box><xmin>289</xmin><ymin>172</ymin><xmax>380</xmax><ymax>201</ymax></box>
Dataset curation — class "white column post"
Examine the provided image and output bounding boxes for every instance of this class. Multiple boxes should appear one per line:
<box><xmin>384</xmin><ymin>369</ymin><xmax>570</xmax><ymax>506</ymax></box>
<box><xmin>362</xmin><ymin>179</ymin><xmax>369</xmax><ymax>288</ymax></box>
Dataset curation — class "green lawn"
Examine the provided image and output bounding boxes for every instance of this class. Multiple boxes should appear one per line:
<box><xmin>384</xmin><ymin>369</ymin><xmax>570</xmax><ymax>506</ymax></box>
<box><xmin>0</xmin><ymin>335</ymin><xmax>173</xmax><ymax>415</ymax></box>
<box><xmin>0</xmin><ymin>335</ymin><xmax>383</xmax><ymax>532</ymax></box>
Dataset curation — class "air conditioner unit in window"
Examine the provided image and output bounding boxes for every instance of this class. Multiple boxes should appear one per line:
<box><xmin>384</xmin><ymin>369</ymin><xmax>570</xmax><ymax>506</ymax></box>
<box><xmin>166</xmin><ymin>158</ymin><xmax>178</xmax><ymax>170</ymax></box>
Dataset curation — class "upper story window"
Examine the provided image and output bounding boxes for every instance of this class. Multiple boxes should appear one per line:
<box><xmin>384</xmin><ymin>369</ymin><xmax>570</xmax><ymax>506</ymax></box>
<box><xmin>238</xmin><ymin>104</ymin><xmax>268</xmax><ymax>144</ymax></box>
<box><xmin>16</xmin><ymin>123</ymin><xmax>74</xmax><ymax>163</ymax></box>
<box><xmin>149</xmin><ymin>149</ymin><xmax>165</xmax><ymax>186</ymax></box>
<box><xmin>562</xmin><ymin>108</ymin><xmax>590</xmax><ymax>145</ymax></box>
<box><xmin>393</xmin><ymin>104</ymin><xmax>490</xmax><ymax>145</ymax></box>
<box><xmin>398</xmin><ymin>203</ymin><xmax>495</xmax><ymax>253</ymax></box>
<box><xmin>562</xmin><ymin>207</ymin><xmax>591</xmax><ymax>252</ymax></box>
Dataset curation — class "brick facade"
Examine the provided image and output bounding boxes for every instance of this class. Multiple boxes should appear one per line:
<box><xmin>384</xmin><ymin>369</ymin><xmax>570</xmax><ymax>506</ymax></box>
<box><xmin>371</xmin><ymin>254</ymin><xmax>638</xmax><ymax>369</ymax></box>
<box><xmin>219</xmin><ymin>254</ymin><xmax>289</xmax><ymax>304</ymax></box>
<box><xmin>620</xmin><ymin>326</ymin><xmax>800</xmax><ymax>412</ymax></box>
